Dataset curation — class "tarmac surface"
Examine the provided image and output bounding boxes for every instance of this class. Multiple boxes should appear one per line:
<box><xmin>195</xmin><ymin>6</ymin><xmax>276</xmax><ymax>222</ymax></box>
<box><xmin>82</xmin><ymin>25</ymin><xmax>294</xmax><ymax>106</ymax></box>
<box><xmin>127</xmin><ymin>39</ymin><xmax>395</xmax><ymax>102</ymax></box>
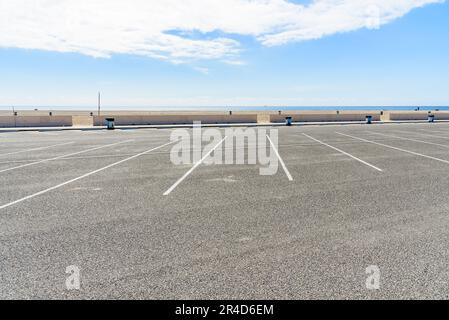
<box><xmin>2</xmin><ymin>122</ymin><xmax>449</xmax><ymax>299</ymax></box>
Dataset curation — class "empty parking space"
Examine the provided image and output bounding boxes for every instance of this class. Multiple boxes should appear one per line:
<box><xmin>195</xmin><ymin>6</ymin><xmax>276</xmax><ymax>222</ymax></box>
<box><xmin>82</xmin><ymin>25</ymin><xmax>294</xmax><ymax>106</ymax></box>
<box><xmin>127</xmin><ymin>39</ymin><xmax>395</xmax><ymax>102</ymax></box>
<box><xmin>337</xmin><ymin>131</ymin><xmax>449</xmax><ymax>165</ymax></box>
<box><xmin>2</xmin><ymin>123</ymin><xmax>449</xmax><ymax>299</ymax></box>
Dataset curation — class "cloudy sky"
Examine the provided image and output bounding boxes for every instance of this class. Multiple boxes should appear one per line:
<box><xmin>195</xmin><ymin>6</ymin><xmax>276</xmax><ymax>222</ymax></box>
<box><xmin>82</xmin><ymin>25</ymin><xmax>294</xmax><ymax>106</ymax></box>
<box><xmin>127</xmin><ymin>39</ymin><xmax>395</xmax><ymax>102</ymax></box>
<box><xmin>0</xmin><ymin>0</ymin><xmax>448</xmax><ymax>108</ymax></box>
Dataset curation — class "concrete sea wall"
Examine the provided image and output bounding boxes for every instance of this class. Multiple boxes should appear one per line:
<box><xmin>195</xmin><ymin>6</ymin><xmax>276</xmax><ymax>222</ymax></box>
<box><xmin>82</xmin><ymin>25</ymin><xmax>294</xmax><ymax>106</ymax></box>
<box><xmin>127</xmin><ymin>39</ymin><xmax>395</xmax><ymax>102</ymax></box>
<box><xmin>0</xmin><ymin>110</ymin><xmax>447</xmax><ymax>128</ymax></box>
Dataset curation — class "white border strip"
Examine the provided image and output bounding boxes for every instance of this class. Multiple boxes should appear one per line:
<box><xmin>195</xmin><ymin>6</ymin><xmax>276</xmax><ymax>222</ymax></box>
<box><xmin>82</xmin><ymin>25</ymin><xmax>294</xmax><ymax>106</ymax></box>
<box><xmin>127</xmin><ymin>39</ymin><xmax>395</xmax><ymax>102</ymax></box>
<box><xmin>0</xmin><ymin>140</ymin><xmax>134</xmax><ymax>173</ymax></box>
<box><xmin>303</xmin><ymin>133</ymin><xmax>383</xmax><ymax>172</ymax></box>
<box><xmin>337</xmin><ymin>132</ymin><xmax>449</xmax><ymax>165</ymax></box>
<box><xmin>163</xmin><ymin>136</ymin><xmax>228</xmax><ymax>196</ymax></box>
<box><xmin>0</xmin><ymin>140</ymin><xmax>175</xmax><ymax>210</ymax></box>
<box><xmin>0</xmin><ymin>142</ymin><xmax>74</xmax><ymax>157</ymax></box>
<box><xmin>266</xmin><ymin>134</ymin><xmax>294</xmax><ymax>181</ymax></box>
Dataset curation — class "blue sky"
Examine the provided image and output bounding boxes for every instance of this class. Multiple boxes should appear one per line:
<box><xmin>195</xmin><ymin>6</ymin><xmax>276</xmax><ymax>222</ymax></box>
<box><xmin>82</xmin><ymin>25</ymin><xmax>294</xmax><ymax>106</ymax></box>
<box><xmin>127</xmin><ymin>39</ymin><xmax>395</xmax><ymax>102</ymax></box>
<box><xmin>0</xmin><ymin>0</ymin><xmax>448</xmax><ymax>109</ymax></box>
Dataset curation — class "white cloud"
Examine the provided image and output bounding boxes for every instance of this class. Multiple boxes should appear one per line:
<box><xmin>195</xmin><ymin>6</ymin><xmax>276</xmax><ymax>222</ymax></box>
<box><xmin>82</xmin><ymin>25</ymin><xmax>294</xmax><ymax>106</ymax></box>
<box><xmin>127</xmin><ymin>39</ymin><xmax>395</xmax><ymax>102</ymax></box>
<box><xmin>0</xmin><ymin>0</ymin><xmax>444</xmax><ymax>63</ymax></box>
<box><xmin>193</xmin><ymin>66</ymin><xmax>209</xmax><ymax>74</ymax></box>
<box><xmin>223</xmin><ymin>60</ymin><xmax>247</xmax><ymax>66</ymax></box>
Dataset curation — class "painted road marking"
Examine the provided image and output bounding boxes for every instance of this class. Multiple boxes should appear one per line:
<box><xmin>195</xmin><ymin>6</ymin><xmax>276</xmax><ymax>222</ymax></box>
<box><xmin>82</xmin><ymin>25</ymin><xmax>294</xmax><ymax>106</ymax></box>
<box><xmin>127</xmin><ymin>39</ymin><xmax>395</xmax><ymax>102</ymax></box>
<box><xmin>0</xmin><ymin>148</ymin><xmax>175</xmax><ymax>165</ymax></box>
<box><xmin>337</xmin><ymin>132</ymin><xmax>449</xmax><ymax>165</ymax></box>
<box><xmin>417</xmin><ymin>129</ymin><xmax>449</xmax><ymax>137</ymax></box>
<box><xmin>392</xmin><ymin>130</ymin><xmax>449</xmax><ymax>140</ymax></box>
<box><xmin>0</xmin><ymin>142</ymin><xmax>74</xmax><ymax>157</ymax></box>
<box><xmin>163</xmin><ymin>137</ymin><xmax>228</xmax><ymax>196</ymax></box>
<box><xmin>266</xmin><ymin>134</ymin><xmax>294</xmax><ymax>181</ymax></box>
<box><xmin>302</xmin><ymin>133</ymin><xmax>383</xmax><ymax>172</ymax></box>
<box><xmin>0</xmin><ymin>140</ymin><xmax>176</xmax><ymax>210</ymax></box>
<box><xmin>0</xmin><ymin>140</ymin><xmax>134</xmax><ymax>174</ymax></box>
<box><xmin>368</xmin><ymin>132</ymin><xmax>449</xmax><ymax>149</ymax></box>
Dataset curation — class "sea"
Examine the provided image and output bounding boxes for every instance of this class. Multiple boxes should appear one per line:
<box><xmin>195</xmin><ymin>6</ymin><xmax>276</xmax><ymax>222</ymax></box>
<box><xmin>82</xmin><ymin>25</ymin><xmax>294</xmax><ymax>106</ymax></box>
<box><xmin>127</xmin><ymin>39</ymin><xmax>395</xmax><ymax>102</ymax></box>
<box><xmin>2</xmin><ymin>106</ymin><xmax>449</xmax><ymax>112</ymax></box>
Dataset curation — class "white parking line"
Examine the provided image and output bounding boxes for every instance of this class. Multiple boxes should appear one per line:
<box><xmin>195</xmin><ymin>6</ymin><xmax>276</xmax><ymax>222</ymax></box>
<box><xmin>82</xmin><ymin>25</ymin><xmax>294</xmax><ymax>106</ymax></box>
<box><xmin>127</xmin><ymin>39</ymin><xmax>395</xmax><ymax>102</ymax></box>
<box><xmin>0</xmin><ymin>142</ymin><xmax>74</xmax><ymax>157</ymax></box>
<box><xmin>163</xmin><ymin>136</ymin><xmax>228</xmax><ymax>196</ymax></box>
<box><xmin>0</xmin><ymin>140</ymin><xmax>134</xmax><ymax>173</ymax></box>
<box><xmin>0</xmin><ymin>140</ymin><xmax>176</xmax><ymax>210</ymax></box>
<box><xmin>392</xmin><ymin>130</ymin><xmax>449</xmax><ymax>140</ymax></box>
<box><xmin>337</xmin><ymin>132</ymin><xmax>449</xmax><ymax>165</ymax></box>
<box><xmin>417</xmin><ymin>129</ymin><xmax>449</xmax><ymax>137</ymax></box>
<box><xmin>266</xmin><ymin>134</ymin><xmax>294</xmax><ymax>181</ymax></box>
<box><xmin>368</xmin><ymin>132</ymin><xmax>449</xmax><ymax>149</ymax></box>
<box><xmin>302</xmin><ymin>133</ymin><xmax>383</xmax><ymax>172</ymax></box>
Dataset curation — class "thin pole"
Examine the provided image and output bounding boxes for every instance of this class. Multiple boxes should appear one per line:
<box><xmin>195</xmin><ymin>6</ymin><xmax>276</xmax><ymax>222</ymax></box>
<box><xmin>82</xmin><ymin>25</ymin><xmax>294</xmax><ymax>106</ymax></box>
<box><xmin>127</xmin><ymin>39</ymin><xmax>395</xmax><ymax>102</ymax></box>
<box><xmin>98</xmin><ymin>92</ymin><xmax>101</xmax><ymax>116</ymax></box>
<box><xmin>12</xmin><ymin>106</ymin><xmax>16</xmax><ymax>127</ymax></box>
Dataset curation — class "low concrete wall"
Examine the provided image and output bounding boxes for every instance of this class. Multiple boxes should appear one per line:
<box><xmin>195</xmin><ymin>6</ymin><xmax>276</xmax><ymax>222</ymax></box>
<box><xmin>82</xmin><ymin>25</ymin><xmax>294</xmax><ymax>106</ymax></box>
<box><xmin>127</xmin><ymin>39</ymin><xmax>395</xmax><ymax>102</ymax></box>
<box><xmin>93</xmin><ymin>114</ymin><xmax>258</xmax><ymax>126</ymax></box>
<box><xmin>0</xmin><ymin>116</ymin><xmax>16</xmax><ymax>128</ymax></box>
<box><xmin>1</xmin><ymin>110</ymin><xmax>448</xmax><ymax>128</ymax></box>
<box><xmin>383</xmin><ymin>111</ymin><xmax>429</xmax><ymax>121</ymax></box>
<box><xmin>72</xmin><ymin>116</ymin><xmax>94</xmax><ymax>127</ymax></box>
<box><xmin>0</xmin><ymin>116</ymin><xmax>72</xmax><ymax>127</ymax></box>
<box><xmin>257</xmin><ymin>114</ymin><xmax>271</xmax><ymax>124</ymax></box>
<box><xmin>269</xmin><ymin>111</ymin><xmax>381</xmax><ymax>123</ymax></box>
<box><xmin>432</xmin><ymin>111</ymin><xmax>449</xmax><ymax>120</ymax></box>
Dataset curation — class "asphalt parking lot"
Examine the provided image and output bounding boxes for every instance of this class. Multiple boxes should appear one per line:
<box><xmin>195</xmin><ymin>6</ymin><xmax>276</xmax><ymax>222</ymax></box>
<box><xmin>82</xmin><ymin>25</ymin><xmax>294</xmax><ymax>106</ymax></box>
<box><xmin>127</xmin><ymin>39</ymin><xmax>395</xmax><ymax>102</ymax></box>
<box><xmin>2</xmin><ymin>122</ymin><xmax>449</xmax><ymax>299</ymax></box>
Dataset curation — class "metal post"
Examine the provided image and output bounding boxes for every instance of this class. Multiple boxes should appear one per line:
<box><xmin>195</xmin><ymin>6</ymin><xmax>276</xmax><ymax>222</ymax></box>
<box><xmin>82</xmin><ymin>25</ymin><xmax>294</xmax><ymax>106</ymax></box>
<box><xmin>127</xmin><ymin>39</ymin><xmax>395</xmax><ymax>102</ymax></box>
<box><xmin>366</xmin><ymin>115</ymin><xmax>373</xmax><ymax>124</ymax></box>
<box><xmin>98</xmin><ymin>92</ymin><xmax>101</xmax><ymax>116</ymax></box>
<box><xmin>105</xmin><ymin>118</ymin><xmax>115</xmax><ymax>130</ymax></box>
<box><xmin>12</xmin><ymin>106</ymin><xmax>17</xmax><ymax>127</ymax></box>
